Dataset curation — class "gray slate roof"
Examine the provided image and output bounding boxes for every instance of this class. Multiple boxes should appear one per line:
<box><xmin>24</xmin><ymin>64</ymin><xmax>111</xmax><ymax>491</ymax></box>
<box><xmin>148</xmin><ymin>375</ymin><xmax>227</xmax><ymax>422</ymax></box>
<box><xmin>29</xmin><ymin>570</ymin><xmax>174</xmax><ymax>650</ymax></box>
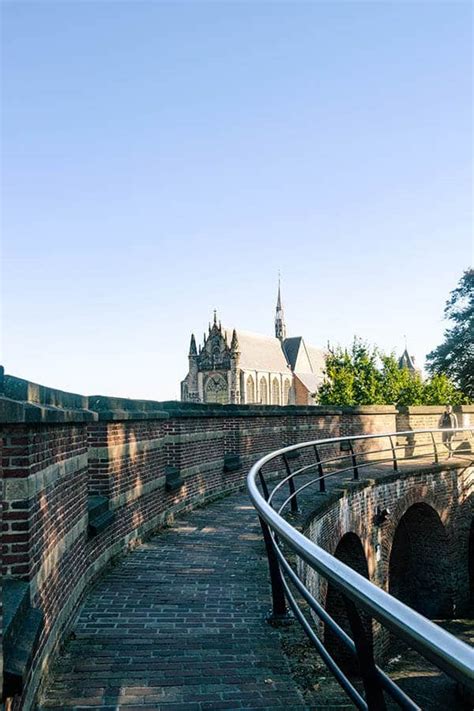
<box><xmin>220</xmin><ymin>329</ymin><xmax>325</xmax><ymax>382</ymax></box>
<box><xmin>398</xmin><ymin>348</ymin><xmax>416</xmax><ymax>371</ymax></box>
<box><xmin>234</xmin><ymin>330</ymin><xmax>291</xmax><ymax>373</ymax></box>
<box><xmin>283</xmin><ymin>337</ymin><xmax>325</xmax><ymax>380</ymax></box>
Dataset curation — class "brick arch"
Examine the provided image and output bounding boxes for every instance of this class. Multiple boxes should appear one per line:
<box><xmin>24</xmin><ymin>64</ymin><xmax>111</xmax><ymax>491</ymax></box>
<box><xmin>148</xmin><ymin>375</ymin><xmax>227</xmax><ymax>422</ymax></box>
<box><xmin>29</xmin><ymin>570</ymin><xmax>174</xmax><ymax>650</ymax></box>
<box><xmin>388</xmin><ymin>502</ymin><xmax>453</xmax><ymax>618</ymax></box>
<box><xmin>379</xmin><ymin>484</ymin><xmax>449</xmax><ymax>586</ymax></box>
<box><xmin>324</xmin><ymin>532</ymin><xmax>373</xmax><ymax>671</ymax></box>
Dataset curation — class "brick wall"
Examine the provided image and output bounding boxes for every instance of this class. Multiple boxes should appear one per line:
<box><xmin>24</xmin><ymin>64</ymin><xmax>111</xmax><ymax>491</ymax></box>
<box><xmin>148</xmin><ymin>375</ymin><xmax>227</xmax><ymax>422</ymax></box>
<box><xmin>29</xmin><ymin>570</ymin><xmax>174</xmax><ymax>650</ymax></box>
<box><xmin>305</xmin><ymin>464</ymin><xmax>473</xmax><ymax>659</ymax></box>
<box><xmin>0</xmin><ymin>374</ymin><xmax>471</xmax><ymax>708</ymax></box>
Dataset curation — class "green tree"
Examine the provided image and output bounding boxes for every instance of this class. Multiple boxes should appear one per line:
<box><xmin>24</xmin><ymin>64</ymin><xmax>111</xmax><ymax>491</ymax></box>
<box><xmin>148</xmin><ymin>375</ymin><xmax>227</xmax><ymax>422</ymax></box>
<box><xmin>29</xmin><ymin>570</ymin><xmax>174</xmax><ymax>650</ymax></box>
<box><xmin>422</xmin><ymin>373</ymin><xmax>465</xmax><ymax>406</ymax></box>
<box><xmin>352</xmin><ymin>340</ymin><xmax>384</xmax><ymax>404</ymax></box>
<box><xmin>318</xmin><ymin>339</ymin><xmax>384</xmax><ymax>406</ymax></box>
<box><xmin>426</xmin><ymin>269</ymin><xmax>473</xmax><ymax>400</ymax></box>
<box><xmin>317</xmin><ymin>346</ymin><xmax>356</xmax><ymax>406</ymax></box>
<box><xmin>318</xmin><ymin>340</ymin><xmax>463</xmax><ymax>407</ymax></box>
<box><xmin>380</xmin><ymin>353</ymin><xmax>406</xmax><ymax>404</ymax></box>
<box><xmin>396</xmin><ymin>370</ymin><xmax>425</xmax><ymax>406</ymax></box>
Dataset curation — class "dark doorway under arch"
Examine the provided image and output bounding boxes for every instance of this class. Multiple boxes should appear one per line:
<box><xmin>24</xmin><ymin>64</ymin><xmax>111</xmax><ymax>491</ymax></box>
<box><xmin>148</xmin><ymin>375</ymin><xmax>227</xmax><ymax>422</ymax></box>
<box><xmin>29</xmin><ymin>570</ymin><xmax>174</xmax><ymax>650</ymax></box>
<box><xmin>389</xmin><ymin>503</ymin><xmax>453</xmax><ymax>618</ymax></box>
<box><xmin>324</xmin><ymin>532</ymin><xmax>373</xmax><ymax>672</ymax></box>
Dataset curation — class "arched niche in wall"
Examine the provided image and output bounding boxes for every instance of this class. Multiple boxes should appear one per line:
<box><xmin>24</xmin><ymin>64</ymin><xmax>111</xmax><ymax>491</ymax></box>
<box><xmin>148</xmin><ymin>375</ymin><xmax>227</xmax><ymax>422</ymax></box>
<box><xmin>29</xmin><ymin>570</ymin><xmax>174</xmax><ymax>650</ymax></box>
<box><xmin>272</xmin><ymin>378</ymin><xmax>280</xmax><ymax>406</ymax></box>
<box><xmin>246</xmin><ymin>375</ymin><xmax>255</xmax><ymax>404</ymax></box>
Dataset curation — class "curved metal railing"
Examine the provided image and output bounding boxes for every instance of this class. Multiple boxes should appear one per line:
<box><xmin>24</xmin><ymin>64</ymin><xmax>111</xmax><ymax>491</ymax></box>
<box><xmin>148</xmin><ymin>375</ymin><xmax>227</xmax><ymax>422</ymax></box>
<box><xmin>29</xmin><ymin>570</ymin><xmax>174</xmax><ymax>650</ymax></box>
<box><xmin>247</xmin><ymin>427</ymin><xmax>474</xmax><ymax>710</ymax></box>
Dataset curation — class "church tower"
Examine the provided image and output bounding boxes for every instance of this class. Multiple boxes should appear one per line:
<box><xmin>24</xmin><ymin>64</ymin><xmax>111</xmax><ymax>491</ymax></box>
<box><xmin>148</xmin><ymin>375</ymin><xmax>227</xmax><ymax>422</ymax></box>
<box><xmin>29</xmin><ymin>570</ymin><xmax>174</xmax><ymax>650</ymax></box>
<box><xmin>275</xmin><ymin>277</ymin><xmax>287</xmax><ymax>341</ymax></box>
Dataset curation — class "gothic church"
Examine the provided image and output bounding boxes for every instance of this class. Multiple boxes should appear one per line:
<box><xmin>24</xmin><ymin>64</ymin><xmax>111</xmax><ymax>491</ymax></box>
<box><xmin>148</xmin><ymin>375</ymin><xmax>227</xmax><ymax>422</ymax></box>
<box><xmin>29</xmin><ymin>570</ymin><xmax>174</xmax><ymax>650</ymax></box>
<box><xmin>181</xmin><ymin>286</ymin><xmax>326</xmax><ymax>406</ymax></box>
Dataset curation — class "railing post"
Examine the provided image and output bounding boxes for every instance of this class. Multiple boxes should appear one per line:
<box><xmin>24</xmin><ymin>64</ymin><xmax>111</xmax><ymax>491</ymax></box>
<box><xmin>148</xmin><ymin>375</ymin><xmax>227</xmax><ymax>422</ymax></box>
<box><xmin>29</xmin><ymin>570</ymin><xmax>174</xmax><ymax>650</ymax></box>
<box><xmin>430</xmin><ymin>431</ymin><xmax>439</xmax><ymax>464</ymax></box>
<box><xmin>258</xmin><ymin>470</ymin><xmax>270</xmax><ymax>501</ymax></box>
<box><xmin>283</xmin><ymin>454</ymin><xmax>299</xmax><ymax>513</ymax></box>
<box><xmin>389</xmin><ymin>435</ymin><xmax>398</xmax><ymax>472</ymax></box>
<box><xmin>313</xmin><ymin>445</ymin><xmax>325</xmax><ymax>492</ymax></box>
<box><xmin>258</xmin><ymin>516</ymin><xmax>292</xmax><ymax>623</ymax></box>
<box><xmin>342</xmin><ymin>596</ymin><xmax>387</xmax><ymax>710</ymax></box>
<box><xmin>348</xmin><ymin>440</ymin><xmax>359</xmax><ymax>481</ymax></box>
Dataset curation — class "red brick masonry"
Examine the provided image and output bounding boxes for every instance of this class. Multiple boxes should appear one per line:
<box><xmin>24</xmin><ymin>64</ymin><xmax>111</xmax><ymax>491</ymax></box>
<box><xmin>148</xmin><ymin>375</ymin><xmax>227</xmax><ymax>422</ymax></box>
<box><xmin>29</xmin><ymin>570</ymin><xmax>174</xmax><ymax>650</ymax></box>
<box><xmin>1</xmin><ymin>372</ymin><xmax>472</xmax><ymax>709</ymax></box>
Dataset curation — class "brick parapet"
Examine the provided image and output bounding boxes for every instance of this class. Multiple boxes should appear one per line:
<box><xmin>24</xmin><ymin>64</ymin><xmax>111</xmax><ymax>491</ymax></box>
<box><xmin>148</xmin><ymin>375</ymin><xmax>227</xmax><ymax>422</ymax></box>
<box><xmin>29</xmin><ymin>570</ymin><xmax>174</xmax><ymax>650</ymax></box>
<box><xmin>0</xmin><ymin>372</ymin><xmax>472</xmax><ymax>709</ymax></box>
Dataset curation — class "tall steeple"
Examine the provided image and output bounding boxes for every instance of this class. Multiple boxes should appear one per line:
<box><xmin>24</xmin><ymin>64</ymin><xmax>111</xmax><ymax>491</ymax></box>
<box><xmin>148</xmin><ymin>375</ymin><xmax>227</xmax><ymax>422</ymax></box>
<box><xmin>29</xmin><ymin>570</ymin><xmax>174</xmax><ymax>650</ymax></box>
<box><xmin>275</xmin><ymin>274</ymin><xmax>287</xmax><ymax>341</ymax></box>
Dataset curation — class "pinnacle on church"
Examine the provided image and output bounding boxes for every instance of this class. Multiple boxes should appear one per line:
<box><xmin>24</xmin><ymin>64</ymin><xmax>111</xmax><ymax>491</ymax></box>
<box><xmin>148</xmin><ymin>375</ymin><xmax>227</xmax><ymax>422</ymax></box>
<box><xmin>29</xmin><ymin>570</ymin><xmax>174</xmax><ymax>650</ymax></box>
<box><xmin>188</xmin><ymin>333</ymin><xmax>197</xmax><ymax>357</ymax></box>
<box><xmin>231</xmin><ymin>328</ymin><xmax>239</xmax><ymax>353</ymax></box>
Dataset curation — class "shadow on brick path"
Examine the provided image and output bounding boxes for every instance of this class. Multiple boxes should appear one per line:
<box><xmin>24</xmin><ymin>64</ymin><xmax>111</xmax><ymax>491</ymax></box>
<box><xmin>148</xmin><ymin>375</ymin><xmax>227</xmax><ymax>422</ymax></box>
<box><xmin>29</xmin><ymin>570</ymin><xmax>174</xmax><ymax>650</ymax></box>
<box><xmin>38</xmin><ymin>457</ymin><xmax>472</xmax><ymax>711</ymax></box>
<box><xmin>38</xmin><ymin>488</ymin><xmax>312</xmax><ymax>711</ymax></box>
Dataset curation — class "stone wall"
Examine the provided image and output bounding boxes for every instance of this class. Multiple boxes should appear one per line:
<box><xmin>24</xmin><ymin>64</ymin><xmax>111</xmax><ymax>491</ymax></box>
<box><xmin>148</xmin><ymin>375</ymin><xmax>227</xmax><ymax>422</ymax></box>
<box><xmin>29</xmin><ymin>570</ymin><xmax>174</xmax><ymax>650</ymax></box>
<box><xmin>0</xmin><ymin>371</ymin><xmax>471</xmax><ymax>708</ymax></box>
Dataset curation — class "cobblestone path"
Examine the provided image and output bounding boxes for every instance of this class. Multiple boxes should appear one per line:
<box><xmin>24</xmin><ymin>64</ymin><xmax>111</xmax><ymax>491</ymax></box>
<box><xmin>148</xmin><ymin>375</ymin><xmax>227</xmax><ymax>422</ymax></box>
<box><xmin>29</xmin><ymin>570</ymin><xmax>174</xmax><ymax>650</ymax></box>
<box><xmin>38</xmin><ymin>490</ymin><xmax>310</xmax><ymax>711</ymax></box>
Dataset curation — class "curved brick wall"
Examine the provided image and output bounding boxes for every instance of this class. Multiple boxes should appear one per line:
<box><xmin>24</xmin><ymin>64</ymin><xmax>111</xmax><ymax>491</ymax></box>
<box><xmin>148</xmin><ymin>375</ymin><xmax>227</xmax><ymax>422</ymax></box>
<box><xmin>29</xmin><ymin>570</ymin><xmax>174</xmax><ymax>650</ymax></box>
<box><xmin>304</xmin><ymin>463</ymin><xmax>473</xmax><ymax>658</ymax></box>
<box><xmin>0</xmin><ymin>370</ymin><xmax>472</xmax><ymax>709</ymax></box>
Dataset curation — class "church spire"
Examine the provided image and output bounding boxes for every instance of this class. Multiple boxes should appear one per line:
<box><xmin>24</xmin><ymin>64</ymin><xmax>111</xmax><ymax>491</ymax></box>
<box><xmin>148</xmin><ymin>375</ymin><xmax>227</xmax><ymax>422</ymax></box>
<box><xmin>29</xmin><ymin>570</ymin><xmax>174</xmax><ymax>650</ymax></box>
<box><xmin>275</xmin><ymin>273</ymin><xmax>287</xmax><ymax>341</ymax></box>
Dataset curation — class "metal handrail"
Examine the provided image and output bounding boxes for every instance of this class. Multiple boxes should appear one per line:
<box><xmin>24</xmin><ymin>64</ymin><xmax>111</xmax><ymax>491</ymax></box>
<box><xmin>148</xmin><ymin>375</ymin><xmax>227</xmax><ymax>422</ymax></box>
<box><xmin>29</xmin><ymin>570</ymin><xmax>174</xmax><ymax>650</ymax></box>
<box><xmin>247</xmin><ymin>427</ymin><xmax>474</xmax><ymax>709</ymax></box>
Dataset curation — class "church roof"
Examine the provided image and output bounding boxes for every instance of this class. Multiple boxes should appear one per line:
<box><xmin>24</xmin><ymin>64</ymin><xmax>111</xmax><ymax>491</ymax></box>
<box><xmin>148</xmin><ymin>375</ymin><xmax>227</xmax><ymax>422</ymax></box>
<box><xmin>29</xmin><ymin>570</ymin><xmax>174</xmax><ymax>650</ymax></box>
<box><xmin>282</xmin><ymin>337</ymin><xmax>303</xmax><ymax>370</ymax></box>
<box><xmin>398</xmin><ymin>348</ymin><xmax>416</xmax><ymax>371</ymax></box>
<box><xmin>294</xmin><ymin>372</ymin><xmax>321</xmax><ymax>394</ymax></box>
<box><xmin>232</xmin><ymin>330</ymin><xmax>291</xmax><ymax>373</ymax></box>
<box><xmin>283</xmin><ymin>337</ymin><xmax>325</xmax><ymax>378</ymax></box>
<box><xmin>305</xmin><ymin>345</ymin><xmax>326</xmax><ymax>377</ymax></box>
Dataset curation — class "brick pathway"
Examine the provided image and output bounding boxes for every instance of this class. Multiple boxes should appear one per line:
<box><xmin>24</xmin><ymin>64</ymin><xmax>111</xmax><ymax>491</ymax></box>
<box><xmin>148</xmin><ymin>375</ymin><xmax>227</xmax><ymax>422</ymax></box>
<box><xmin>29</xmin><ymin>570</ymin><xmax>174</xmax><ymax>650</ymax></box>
<box><xmin>38</xmin><ymin>489</ymin><xmax>310</xmax><ymax>710</ymax></box>
<box><xmin>39</xmin><ymin>458</ymin><xmax>468</xmax><ymax>711</ymax></box>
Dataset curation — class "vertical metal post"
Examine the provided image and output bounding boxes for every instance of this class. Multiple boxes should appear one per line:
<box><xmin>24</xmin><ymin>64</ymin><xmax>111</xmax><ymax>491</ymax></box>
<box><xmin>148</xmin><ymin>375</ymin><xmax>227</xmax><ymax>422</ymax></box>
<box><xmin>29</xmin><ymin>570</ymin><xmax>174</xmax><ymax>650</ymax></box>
<box><xmin>283</xmin><ymin>454</ymin><xmax>299</xmax><ymax>513</ymax></box>
<box><xmin>430</xmin><ymin>431</ymin><xmax>439</xmax><ymax>464</ymax></box>
<box><xmin>389</xmin><ymin>435</ymin><xmax>398</xmax><ymax>472</ymax></box>
<box><xmin>348</xmin><ymin>440</ymin><xmax>359</xmax><ymax>481</ymax></box>
<box><xmin>313</xmin><ymin>445</ymin><xmax>325</xmax><ymax>492</ymax></box>
<box><xmin>258</xmin><ymin>470</ymin><xmax>270</xmax><ymax>501</ymax></box>
<box><xmin>342</xmin><ymin>596</ymin><xmax>387</xmax><ymax>710</ymax></box>
<box><xmin>258</xmin><ymin>516</ymin><xmax>291</xmax><ymax>622</ymax></box>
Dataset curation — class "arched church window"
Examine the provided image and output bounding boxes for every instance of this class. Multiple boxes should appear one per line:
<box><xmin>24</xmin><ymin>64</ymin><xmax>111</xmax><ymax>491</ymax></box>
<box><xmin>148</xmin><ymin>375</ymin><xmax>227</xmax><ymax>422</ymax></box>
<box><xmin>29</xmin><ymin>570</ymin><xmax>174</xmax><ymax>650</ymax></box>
<box><xmin>246</xmin><ymin>375</ymin><xmax>255</xmax><ymax>404</ymax></box>
<box><xmin>259</xmin><ymin>377</ymin><xmax>268</xmax><ymax>405</ymax></box>
<box><xmin>205</xmin><ymin>374</ymin><xmax>228</xmax><ymax>404</ymax></box>
<box><xmin>272</xmin><ymin>378</ymin><xmax>280</xmax><ymax>405</ymax></box>
<box><xmin>284</xmin><ymin>380</ymin><xmax>291</xmax><ymax>405</ymax></box>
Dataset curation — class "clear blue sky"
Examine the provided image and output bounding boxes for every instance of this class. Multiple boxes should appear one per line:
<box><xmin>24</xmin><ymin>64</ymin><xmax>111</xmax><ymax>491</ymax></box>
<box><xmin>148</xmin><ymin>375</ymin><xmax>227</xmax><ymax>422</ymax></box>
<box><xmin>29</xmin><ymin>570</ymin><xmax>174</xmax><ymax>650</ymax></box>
<box><xmin>1</xmin><ymin>1</ymin><xmax>472</xmax><ymax>400</ymax></box>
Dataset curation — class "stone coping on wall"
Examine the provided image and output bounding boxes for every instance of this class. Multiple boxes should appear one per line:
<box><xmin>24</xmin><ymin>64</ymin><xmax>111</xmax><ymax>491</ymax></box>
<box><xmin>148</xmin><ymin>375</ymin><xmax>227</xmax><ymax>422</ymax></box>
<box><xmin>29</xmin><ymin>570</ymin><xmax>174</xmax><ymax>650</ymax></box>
<box><xmin>0</xmin><ymin>396</ymin><xmax>98</xmax><ymax>424</ymax></box>
<box><xmin>397</xmin><ymin>405</ymin><xmax>474</xmax><ymax>414</ymax></box>
<box><xmin>9</xmin><ymin>368</ymin><xmax>474</xmax><ymax>424</ymax></box>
